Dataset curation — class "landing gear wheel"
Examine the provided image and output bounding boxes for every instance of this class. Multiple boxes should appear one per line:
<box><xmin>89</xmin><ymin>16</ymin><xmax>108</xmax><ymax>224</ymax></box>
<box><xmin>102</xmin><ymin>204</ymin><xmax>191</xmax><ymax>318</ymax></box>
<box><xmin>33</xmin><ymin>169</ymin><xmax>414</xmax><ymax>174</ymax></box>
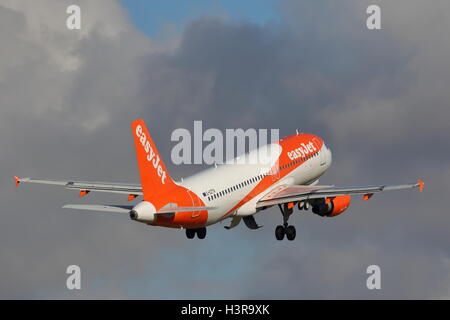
<box><xmin>298</xmin><ymin>201</ymin><xmax>309</xmax><ymax>211</ymax></box>
<box><xmin>285</xmin><ymin>225</ymin><xmax>296</xmax><ymax>241</ymax></box>
<box><xmin>197</xmin><ymin>227</ymin><xmax>207</xmax><ymax>239</ymax></box>
<box><xmin>186</xmin><ymin>229</ymin><xmax>195</xmax><ymax>239</ymax></box>
<box><xmin>275</xmin><ymin>225</ymin><xmax>285</xmax><ymax>240</ymax></box>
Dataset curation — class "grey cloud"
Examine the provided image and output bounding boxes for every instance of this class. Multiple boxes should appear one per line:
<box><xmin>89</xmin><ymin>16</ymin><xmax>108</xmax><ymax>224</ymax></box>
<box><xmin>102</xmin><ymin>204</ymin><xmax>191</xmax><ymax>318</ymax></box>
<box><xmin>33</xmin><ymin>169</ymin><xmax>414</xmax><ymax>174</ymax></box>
<box><xmin>1</xmin><ymin>0</ymin><xmax>449</xmax><ymax>298</ymax></box>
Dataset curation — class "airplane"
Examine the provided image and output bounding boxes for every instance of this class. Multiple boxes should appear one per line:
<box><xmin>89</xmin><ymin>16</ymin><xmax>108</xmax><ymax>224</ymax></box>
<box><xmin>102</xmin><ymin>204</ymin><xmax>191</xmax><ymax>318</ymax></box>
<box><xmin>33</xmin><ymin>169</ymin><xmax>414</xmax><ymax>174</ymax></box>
<box><xmin>14</xmin><ymin>119</ymin><xmax>424</xmax><ymax>240</ymax></box>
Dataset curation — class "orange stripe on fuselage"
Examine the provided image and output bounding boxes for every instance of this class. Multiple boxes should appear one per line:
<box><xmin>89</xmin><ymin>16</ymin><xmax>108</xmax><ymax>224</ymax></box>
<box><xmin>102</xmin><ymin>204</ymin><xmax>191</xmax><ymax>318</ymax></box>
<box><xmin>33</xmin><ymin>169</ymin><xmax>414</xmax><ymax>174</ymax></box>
<box><xmin>220</xmin><ymin>134</ymin><xmax>323</xmax><ymax>219</ymax></box>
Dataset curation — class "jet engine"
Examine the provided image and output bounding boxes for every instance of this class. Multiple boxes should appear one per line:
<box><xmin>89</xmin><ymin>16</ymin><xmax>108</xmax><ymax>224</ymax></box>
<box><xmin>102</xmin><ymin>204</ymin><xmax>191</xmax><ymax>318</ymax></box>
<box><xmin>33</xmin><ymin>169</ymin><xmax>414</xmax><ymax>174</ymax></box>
<box><xmin>311</xmin><ymin>195</ymin><xmax>351</xmax><ymax>217</ymax></box>
<box><xmin>129</xmin><ymin>201</ymin><xmax>157</xmax><ymax>223</ymax></box>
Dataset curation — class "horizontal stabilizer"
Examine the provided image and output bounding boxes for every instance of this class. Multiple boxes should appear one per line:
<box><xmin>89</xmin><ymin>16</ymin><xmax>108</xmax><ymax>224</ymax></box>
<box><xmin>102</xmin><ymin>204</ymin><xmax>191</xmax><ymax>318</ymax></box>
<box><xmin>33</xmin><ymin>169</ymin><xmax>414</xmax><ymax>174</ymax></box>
<box><xmin>63</xmin><ymin>204</ymin><xmax>133</xmax><ymax>213</ymax></box>
<box><xmin>63</xmin><ymin>204</ymin><xmax>216</xmax><ymax>215</ymax></box>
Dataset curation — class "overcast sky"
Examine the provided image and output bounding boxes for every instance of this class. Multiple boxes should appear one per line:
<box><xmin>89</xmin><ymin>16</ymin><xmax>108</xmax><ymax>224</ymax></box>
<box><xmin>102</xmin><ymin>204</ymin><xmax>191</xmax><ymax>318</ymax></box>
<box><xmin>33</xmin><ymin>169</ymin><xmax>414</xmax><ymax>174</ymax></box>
<box><xmin>1</xmin><ymin>0</ymin><xmax>449</xmax><ymax>299</ymax></box>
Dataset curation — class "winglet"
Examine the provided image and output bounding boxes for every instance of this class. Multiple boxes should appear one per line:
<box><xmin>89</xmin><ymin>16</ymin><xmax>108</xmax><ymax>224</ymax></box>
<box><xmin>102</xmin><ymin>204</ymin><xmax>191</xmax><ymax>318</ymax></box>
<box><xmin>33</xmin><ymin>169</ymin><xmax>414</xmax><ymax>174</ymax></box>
<box><xmin>13</xmin><ymin>176</ymin><xmax>20</xmax><ymax>188</ymax></box>
<box><xmin>417</xmin><ymin>179</ymin><xmax>424</xmax><ymax>192</ymax></box>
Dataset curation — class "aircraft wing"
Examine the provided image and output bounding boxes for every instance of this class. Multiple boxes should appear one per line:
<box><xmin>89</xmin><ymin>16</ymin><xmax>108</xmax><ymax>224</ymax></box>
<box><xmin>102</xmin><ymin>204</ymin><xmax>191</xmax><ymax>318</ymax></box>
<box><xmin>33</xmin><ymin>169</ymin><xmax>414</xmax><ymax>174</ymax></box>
<box><xmin>256</xmin><ymin>180</ymin><xmax>424</xmax><ymax>208</ymax></box>
<box><xmin>14</xmin><ymin>176</ymin><xmax>143</xmax><ymax>198</ymax></box>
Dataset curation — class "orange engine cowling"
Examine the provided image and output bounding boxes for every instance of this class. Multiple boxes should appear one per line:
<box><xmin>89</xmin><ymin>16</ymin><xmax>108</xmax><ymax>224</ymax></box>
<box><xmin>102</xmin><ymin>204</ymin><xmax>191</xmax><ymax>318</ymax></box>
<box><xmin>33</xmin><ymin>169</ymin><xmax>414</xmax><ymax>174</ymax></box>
<box><xmin>311</xmin><ymin>195</ymin><xmax>351</xmax><ymax>217</ymax></box>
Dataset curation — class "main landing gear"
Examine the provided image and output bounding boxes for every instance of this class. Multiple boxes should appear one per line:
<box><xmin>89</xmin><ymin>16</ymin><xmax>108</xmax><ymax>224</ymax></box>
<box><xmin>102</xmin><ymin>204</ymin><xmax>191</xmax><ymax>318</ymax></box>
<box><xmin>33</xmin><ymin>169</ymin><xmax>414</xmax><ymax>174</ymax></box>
<box><xmin>275</xmin><ymin>203</ymin><xmax>296</xmax><ymax>241</ymax></box>
<box><xmin>186</xmin><ymin>227</ymin><xmax>207</xmax><ymax>239</ymax></box>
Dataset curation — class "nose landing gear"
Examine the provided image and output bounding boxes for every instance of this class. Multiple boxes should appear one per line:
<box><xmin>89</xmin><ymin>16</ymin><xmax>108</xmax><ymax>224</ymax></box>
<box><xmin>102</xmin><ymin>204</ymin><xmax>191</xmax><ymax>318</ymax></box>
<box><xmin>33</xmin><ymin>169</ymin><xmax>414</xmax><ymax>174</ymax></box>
<box><xmin>275</xmin><ymin>203</ymin><xmax>296</xmax><ymax>241</ymax></box>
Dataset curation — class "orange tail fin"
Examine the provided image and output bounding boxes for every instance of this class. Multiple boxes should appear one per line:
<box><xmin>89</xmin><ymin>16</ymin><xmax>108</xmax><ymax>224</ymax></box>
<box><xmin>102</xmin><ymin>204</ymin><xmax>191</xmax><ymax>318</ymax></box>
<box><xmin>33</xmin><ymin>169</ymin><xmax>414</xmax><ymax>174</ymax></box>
<box><xmin>131</xmin><ymin>119</ymin><xmax>175</xmax><ymax>202</ymax></box>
